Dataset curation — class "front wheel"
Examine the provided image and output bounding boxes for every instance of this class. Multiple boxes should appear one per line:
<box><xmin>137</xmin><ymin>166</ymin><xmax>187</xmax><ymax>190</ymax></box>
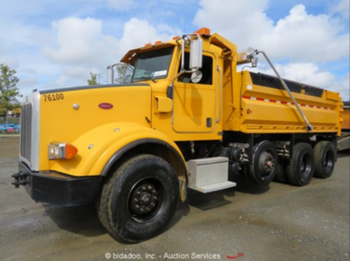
<box><xmin>98</xmin><ymin>154</ymin><xmax>179</xmax><ymax>243</ymax></box>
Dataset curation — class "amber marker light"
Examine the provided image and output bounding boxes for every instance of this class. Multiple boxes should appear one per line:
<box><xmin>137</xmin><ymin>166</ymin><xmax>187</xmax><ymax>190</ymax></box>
<box><xmin>48</xmin><ymin>142</ymin><xmax>78</xmax><ymax>160</ymax></box>
<box><xmin>195</xmin><ymin>27</ymin><xmax>211</xmax><ymax>36</ymax></box>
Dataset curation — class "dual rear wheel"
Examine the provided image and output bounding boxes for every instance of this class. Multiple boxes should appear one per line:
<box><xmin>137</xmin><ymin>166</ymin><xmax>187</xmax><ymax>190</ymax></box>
<box><xmin>248</xmin><ymin>140</ymin><xmax>336</xmax><ymax>187</ymax></box>
<box><xmin>276</xmin><ymin>141</ymin><xmax>336</xmax><ymax>186</ymax></box>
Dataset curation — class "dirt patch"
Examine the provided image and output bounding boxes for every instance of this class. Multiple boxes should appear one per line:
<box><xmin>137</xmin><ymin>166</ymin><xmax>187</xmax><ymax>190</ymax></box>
<box><xmin>0</xmin><ymin>136</ymin><xmax>19</xmax><ymax>158</ymax></box>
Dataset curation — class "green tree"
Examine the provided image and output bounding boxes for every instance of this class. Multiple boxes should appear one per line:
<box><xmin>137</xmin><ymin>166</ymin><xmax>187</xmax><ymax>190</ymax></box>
<box><xmin>87</xmin><ymin>72</ymin><xmax>97</xmax><ymax>85</ymax></box>
<box><xmin>0</xmin><ymin>64</ymin><xmax>21</xmax><ymax>121</ymax></box>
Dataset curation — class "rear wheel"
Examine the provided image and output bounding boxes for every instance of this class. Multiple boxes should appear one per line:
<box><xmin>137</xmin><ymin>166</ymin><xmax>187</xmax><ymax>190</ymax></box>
<box><xmin>274</xmin><ymin>159</ymin><xmax>288</xmax><ymax>184</ymax></box>
<box><xmin>313</xmin><ymin>141</ymin><xmax>336</xmax><ymax>178</ymax></box>
<box><xmin>97</xmin><ymin>154</ymin><xmax>179</xmax><ymax>243</ymax></box>
<box><xmin>287</xmin><ymin>143</ymin><xmax>314</xmax><ymax>186</ymax></box>
<box><xmin>249</xmin><ymin>140</ymin><xmax>278</xmax><ymax>186</ymax></box>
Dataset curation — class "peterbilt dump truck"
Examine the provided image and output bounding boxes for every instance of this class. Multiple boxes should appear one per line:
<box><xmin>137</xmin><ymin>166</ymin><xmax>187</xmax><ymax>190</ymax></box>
<box><xmin>12</xmin><ymin>28</ymin><xmax>343</xmax><ymax>243</ymax></box>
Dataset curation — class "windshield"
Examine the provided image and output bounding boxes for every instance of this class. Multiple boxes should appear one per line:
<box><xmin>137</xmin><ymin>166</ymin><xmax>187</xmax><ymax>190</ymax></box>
<box><xmin>132</xmin><ymin>47</ymin><xmax>174</xmax><ymax>82</ymax></box>
<box><xmin>114</xmin><ymin>63</ymin><xmax>134</xmax><ymax>84</ymax></box>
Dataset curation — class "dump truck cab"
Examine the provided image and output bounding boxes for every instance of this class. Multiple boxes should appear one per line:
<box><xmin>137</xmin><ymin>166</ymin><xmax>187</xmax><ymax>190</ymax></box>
<box><xmin>116</xmin><ymin>28</ymin><xmax>226</xmax><ymax>141</ymax></box>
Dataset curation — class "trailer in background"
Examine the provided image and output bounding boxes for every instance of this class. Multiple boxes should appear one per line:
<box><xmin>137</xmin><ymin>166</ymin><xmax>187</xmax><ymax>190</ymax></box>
<box><xmin>338</xmin><ymin>101</ymin><xmax>350</xmax><ymax>151</ymax></box>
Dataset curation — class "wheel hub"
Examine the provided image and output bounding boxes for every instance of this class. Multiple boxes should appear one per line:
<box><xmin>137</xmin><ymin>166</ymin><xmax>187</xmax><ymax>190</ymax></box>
<box><xmin>260</xmin><ymin>151</ymin><xmax>275</xmax><ymax>174</ymax></box>
<box><xmin>130</xmin><ymin>183</ymin><xmax>158</xmax><ymax>215</ymax></box>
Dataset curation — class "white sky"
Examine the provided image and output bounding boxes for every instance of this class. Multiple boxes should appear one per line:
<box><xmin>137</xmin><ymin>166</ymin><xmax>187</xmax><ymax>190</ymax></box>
<box><xmin>0</xmin><ymin>0</ymin><xmax>349</xmax><ymax>100</ymax></box>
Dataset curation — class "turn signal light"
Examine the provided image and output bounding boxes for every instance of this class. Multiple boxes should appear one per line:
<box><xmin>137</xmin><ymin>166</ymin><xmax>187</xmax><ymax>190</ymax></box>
<box><xmin>49</xmin><ymin>142</ymin><xmax>78</xmax><ymax>160</ymax></box>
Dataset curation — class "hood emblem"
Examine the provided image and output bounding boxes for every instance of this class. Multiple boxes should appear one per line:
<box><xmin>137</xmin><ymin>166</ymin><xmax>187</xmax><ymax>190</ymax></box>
<box><xmin>99</xmin><ymin>103</ymin><xmax>113</xmax><ymax>109</ymax></box>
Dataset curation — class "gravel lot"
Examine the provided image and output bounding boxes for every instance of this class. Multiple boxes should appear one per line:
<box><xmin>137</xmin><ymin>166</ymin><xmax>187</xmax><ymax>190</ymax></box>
<box><xmin>0</xmin><ymin>136</ymin><xmax>349</xmax><ymax>261</ymax></box>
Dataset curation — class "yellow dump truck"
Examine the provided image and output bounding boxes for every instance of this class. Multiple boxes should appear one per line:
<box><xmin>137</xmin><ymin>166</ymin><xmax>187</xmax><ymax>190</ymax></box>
<box><xmin>13</xmin><ymin>28</ymin><xmax>343</xmax><ymax>242</ymax></box>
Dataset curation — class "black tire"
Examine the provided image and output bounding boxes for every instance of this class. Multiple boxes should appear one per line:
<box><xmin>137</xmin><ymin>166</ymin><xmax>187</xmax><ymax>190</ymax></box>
<box><xmin>97</xmin><ymin>154</ymin><xmax>179</xmax><ymax>243</ymax></box>
<box><xmin>274</xmin><ymin>159</ymin><xmax>288</xmax><ymax>184</ymax></box>
<box><xmin>249</xmin><ymin>140</ymin><xmax>278</xmax><ymax>186</ymax></box>
<box><xmin>313</xmin><ymin>141</ymin><xmax>336</xmax><ymax>178</ymax></box>
<box><xmin>286</xmin><ymin>143</ymin><xmax>314</xmax><ymax>186</ymax></box>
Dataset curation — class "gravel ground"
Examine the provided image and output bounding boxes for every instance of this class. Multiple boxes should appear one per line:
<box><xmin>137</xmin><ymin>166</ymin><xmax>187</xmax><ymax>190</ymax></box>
<box><xmin>0</xmin><ymin>136</ymin><xmax>349</xmax><ymax>261</ymax></box>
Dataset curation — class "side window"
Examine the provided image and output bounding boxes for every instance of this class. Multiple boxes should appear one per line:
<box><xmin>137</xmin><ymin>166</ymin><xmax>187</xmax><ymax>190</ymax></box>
<box><xmin>178</xmin><ymin>53</ymin><xmax>213</xmax><ymax>85</ymax></box>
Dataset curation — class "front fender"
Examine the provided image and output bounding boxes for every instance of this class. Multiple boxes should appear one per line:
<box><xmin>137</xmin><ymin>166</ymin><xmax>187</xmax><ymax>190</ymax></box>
<box><xmin>49</xmin><ymin>122</ymin><xmax>186</xmax><ymax>178</ymax></box>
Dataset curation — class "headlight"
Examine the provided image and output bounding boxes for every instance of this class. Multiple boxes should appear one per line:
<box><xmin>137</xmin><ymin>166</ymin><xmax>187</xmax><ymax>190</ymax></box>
<box><xmin>48</xmin><ymin>142</ymin><xmax>78</xmax><ymax>160</ymax></box>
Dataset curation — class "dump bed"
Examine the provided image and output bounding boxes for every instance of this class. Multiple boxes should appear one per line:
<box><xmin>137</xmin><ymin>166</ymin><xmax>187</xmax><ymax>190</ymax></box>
<box><xmin>231</xmin><ymin>71</ymin><xmax>342</xmax><ymax>135</ymax></box>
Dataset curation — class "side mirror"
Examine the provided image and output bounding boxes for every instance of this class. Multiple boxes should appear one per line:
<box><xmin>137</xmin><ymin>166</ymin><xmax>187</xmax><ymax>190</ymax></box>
<box><xmin>190</xmin><ymin>39</ymin><xmax>203</xmax><ymax>70</ymax></box>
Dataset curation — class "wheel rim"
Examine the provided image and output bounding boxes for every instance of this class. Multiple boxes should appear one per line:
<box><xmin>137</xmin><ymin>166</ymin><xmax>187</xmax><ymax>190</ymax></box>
<box><xmin>258</xmin><ymin>151</ymin><xmax>276</xmax><ymax>178</ymax></box>
<box><xmin>127</xmin><ymin>178</ymin><xmax>163</xmax><ymax>223</ymax></box>
<box><xmin>300</xmin><ymin>153</ymin><xmax>312</xmax><ymax>178</ymax></box>
<box><xmin>323</xmin><ymin>150</ymin><xmax>334</xmax><ymax>172</ymax></box>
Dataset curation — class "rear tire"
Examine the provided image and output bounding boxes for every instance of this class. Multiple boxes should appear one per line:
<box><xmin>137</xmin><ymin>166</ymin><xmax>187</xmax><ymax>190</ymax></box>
<box><xmin>287</xmin><ymin>143</ymin><xmax>314</xmax><ymax>186</ymax></box>
<box><xmin>97</xmin><ymin>154</ymin><xmax>179</xmax><ymax>243</ymax></box>
<box><xmin>313</xmin><ymin>141</ymin><xmax>336</xmax><ymax>178</ymax></box>
<box><xmin>249</xmin><ymin>140</ymin><xmax>278</xmax><ymax>186</ymax></box>
<box><xmin>274</xmin><ymin>159</ymin><xmax>288</xmax><ymax>184</ymax></box>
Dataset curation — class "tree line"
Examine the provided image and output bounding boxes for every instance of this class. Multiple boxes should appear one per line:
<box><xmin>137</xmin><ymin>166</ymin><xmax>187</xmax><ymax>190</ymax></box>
<box><xmin>0</xmin><ymin>64</ymin><xmax>21</xmax><ymax>119</ymax></box>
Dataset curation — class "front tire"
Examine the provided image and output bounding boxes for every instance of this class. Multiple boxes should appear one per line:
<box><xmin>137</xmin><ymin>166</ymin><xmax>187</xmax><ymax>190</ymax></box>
<box><xmin>98</xmin><ymin>154</ymin><xmax>179</xmax><ymax>243</ymax></box>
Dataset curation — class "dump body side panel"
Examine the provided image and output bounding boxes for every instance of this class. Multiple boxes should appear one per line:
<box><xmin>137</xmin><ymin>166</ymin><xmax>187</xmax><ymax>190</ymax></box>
<box><xmin>226</xmin><ymin>71</ymin><xmax>342</xmax><ymax>135</ymax></box>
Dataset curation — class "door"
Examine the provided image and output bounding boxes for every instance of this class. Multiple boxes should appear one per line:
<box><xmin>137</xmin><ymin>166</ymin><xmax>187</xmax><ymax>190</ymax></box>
<box><xmin>173</xmin><ymin>53</ymin><xmax>219</xmax><ymax>133</ymax></box>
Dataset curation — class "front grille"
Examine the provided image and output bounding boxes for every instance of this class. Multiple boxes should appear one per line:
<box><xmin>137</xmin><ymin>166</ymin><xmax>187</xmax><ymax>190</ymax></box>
<box><xmin>20</xmin><ymin>103</ymin><xmax>32</xmax><ymax>162</ymax></box>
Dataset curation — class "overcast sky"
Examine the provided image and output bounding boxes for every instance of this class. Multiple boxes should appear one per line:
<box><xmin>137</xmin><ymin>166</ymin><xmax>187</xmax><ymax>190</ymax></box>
<box><xmin>0</xmin><ymin>0</ymin><xmax>349</xmax><ymax>100</ymax></box>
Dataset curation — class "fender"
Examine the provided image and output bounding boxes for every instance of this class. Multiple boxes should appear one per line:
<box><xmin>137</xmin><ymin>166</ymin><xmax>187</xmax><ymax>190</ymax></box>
<box><xmin>100</xmin><ymin>138</ymin><xmax>186</xmax><ymax>176</ymax></box>
<box><xmin>49</xmin><ymin>122</ymin><xmax>188</xmax><ymax>180</ymax></box>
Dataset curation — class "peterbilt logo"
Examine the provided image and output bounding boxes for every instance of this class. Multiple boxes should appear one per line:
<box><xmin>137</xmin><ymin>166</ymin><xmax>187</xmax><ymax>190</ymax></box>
<box><xmin>98</xmin><ymin>103</ymin><xmax>113</xmax><ymax>109</ymax></box>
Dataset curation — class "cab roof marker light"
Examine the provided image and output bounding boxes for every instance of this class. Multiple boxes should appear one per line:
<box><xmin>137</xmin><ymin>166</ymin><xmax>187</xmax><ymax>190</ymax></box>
<box><xmin>194</xmin><ymin>27</ymin><xmax>211</xmax><ymax>36</ymax></box>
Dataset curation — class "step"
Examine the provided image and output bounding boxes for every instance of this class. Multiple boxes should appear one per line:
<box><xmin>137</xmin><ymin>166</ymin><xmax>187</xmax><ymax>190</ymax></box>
<box><xmin>187</xmin><ymin>157</ymin><xmax>236</xmax><ymax>193</ymax></box>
